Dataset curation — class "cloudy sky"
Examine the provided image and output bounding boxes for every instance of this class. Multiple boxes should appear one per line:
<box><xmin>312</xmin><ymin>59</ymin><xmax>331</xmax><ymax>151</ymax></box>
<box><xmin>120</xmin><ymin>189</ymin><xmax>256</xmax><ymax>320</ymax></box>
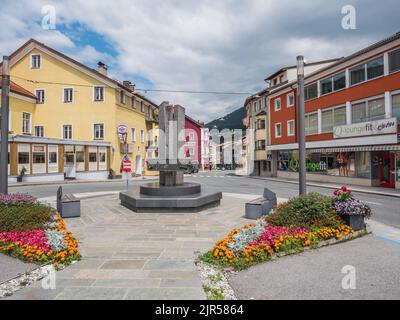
<box><xmin>0</xmin><ymin>0</ymin><xmax>399</xmax><ymax>122</ymax></box>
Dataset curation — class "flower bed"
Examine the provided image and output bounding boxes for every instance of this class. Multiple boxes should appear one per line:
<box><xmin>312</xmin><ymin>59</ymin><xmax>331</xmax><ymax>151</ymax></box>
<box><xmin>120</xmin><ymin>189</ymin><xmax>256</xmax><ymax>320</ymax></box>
<box><xmin>201</xmin><ymin>189</ymin><xmax>370</xmax><ymax>270</ymax></box>
<box><xmin>0</xmin><ymin>193</ymin><xmax>80</xmax><ymax>269</ymax></box>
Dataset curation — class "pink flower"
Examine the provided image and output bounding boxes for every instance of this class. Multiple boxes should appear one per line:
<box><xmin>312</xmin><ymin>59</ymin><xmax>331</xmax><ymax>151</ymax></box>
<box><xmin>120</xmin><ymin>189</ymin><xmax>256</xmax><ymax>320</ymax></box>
<box><xmin>0</xmin><ymin>230</ymin><xmax>51</xmax><ymax>251</ymax></box>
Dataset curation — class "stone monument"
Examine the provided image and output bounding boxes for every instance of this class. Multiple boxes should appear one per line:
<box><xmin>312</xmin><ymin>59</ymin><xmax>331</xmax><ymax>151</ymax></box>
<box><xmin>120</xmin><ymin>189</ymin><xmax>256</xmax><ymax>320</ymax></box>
<box><xmin>119</xmin><ymin>102</ymin><xmax>222</xmax><ymax>212</ymax></box>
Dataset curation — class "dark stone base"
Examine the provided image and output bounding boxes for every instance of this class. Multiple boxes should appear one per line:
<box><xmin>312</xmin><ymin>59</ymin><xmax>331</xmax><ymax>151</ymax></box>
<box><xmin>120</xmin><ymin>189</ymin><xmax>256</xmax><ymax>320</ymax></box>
<box><xmin>140</xmin><ymin>182</ymin><xmax>201</xmax><ymax>196</ymax></box>
<box><xmin>119</xmin><ymin>189</ymin><xmax>222</xmax><ymax>213</ymax></box>
<box><xmin>342</xmin><ymin>214</ymin><xmax>365</xmax><ymax>231</ymax></box>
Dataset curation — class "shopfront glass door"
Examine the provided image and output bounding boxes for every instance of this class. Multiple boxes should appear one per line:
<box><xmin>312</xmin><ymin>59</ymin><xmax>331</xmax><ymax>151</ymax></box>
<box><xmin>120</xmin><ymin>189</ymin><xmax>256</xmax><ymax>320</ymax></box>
<box><xmin>380</xmin><ymin>154</ymin><xmax>395</xmax><ymax>188</ymax></box>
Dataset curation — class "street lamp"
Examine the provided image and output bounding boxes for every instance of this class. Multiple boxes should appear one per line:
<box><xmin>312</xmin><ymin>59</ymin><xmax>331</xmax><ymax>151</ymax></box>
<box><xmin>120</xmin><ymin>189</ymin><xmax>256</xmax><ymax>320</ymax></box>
<box><xmin>297</xmin><ymin>56</ymin><xmax>306</xmax><ymax>195</ymax></box>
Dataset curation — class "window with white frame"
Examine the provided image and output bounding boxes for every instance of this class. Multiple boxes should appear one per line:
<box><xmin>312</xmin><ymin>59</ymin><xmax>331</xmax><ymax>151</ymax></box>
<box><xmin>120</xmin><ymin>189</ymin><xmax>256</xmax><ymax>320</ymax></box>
<box><xmin>321</xmin><ymin>106</ymin><xmax>347</xmax><ymax>132</ymax></box>
<box><xmin>119</xmin><ymin>90</ymin><xmax>125</xmax><ymax>104</ymax></box>
<box><xmin>392</xmin><ymin>93</ymin><xmax>400</xmax><ymax>121</ymax></box>
<box><xmin>140</xmin><ymin>129</ymin><xmax>144</xmax><ymax>143</ymax></box>
<box><xmin>94</xmin><ymin>123</ymin><xmax>104</xmax><ymax>139</ymax></box>
<box><xmin>320</xmin><ymin>72</ymin><xmax>346</xmax><ymax>95</ymax></box>
<box><xmin>34</xmin><ymin>126</ymin><xmax>44</xmax><ymax>137</ymax></box>
<box><xmin>22</xmin><ymin>112</ymin><xmax>31</xmax><ymax>134</ymax></box>
<box><xmin>287</xmin><ymin>93</ymin><xmax>294</xmax><ymax>107</ymax></box>
<box><xmin>275</xmin><ymin>123</ymin><xmax>282</xmax><ymax>138</ymax></box>
<box><xmin>94</xmin><ymin>86</ymin><xmax>104</xmax><ymax>101</ymax></box>
<box><xmin>62</xmin><ymin>125</ymin><xmax>72</xmax><ymax>140</ymax></box>
<box><xmin>131</xmin><ymin>128</ymin><xmax>136</xmax><ymax>142</ymax></box>
<box><xmin>31</xmin><ymin>54</ymin><xmax>41</xmax><ymax>69</ymax></box>
<box><xmin>305</xmin><ymin>113</ymin><xmax>318</xmax><ymax>135</ymax></box>
<box><xmin>274</xmin><ymin>98</ymin><xmax>281</xmax><ymax>111</ymax></box>
<box><xmin>264</xmin><ymin>96</ymin><xmax>268</xmax><ymax>109</ymax></box>
<box><xmin>36</xmin><ymin>89</ymin><xmax>45</xmax><ymax>104</ymax></box>
<box><xmin>63</xmin><ymin>88</ymin><xmax>73</xmax><ymax>103</ymax></box>
<box><xmin>189</xmin><ymin>132</ymin><xmax>195</xmax><ymax>141</ymax></box>
<box><xmin>131</xmin><ymin>96</ymin><xmax>136</xmax><ymax>108</ymax></box>
<box><xmin>140</xmin><ymin>101</ymin><xmax>144</xmax><ymax>112</ymax></box>
<box><xmin>389</xmin><ymin>48</ymin><xmax>400</xmax><ymax>73</ymax></box>
<box><xmin>287</xmin><ymin>120</ymin><xmax>295</xmax><ymax>136</ymax></box>
<box><xmin>351</xmin><ymin>97</ymin><xmax>385</xmax><ymax>123</ymax></box>
<box><xmin>305</xmin><ymin>83</ymin><xmax>318</xmax><ymax>101</ymax></box>
<box><xmin>350</xmin><ymin>56</ymin><xmax>384</xmax><ymax>86</ymax></box>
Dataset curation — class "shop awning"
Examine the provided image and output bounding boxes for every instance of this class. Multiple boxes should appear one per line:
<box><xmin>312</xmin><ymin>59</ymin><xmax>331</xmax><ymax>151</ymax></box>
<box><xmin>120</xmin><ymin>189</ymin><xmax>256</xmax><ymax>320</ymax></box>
<box><xmin>309</xmin><ymin>144</ymin><xmax>400</xmax><ymax>153</ymax></box>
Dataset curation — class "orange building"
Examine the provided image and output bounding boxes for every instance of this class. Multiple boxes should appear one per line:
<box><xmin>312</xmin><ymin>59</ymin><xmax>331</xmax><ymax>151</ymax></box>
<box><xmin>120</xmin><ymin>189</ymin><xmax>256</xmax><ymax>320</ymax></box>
<box><xmin>266</xmin><ymin>32</ymin><xmax>400</xmax><ymax>189</ymax></box>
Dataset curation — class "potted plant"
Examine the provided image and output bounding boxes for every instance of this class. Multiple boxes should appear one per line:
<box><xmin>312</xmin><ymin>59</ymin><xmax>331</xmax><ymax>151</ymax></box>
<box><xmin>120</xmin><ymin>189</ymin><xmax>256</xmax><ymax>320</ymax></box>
<box><xmin>108</xmin><ymin>168</ymin><xmax>115</xmax><ymax>180</ymax></box>
<box><xmin>332</xmin><ymin>186</ymin><xmax>372</xmax><ymax>230</ymax></box>
<box><xmin>17</xmin><ymin>166</ymin><xmax>27</xmax><ymax>182</ymax></box>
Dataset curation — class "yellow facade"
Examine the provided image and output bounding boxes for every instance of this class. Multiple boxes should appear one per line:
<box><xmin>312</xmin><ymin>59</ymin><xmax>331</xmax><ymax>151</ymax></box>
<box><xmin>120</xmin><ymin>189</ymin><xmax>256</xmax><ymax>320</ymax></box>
<box><xmin>7</xmin><ymin>41</ymin><xmax>157</xmax><ymax>175</ymax></box>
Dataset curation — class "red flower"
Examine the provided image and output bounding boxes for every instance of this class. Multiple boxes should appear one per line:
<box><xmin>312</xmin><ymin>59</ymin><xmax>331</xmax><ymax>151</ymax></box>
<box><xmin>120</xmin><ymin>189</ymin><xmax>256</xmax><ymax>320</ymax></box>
<box><xmin>341</xmin><ymin>186</ymin><xmax>348</xmax><ymax>192</ymax></box>
<box><xmin>333</xmin><ymin>190</ymin><xmax>340</xmax><ymax>196</ymax></box>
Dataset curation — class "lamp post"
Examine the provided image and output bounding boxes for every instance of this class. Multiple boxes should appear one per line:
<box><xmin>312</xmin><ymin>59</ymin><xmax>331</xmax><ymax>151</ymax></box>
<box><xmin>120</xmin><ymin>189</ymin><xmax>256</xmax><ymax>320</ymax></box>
<box><xmin>297</xmin><ymin>56</ymin><xmax>306</xmax><ymax>195</ymax></box>
<box><xmin>0</xmin><ymin>56</ymin><xmax>10</xmax><ymax>195</ymax></box>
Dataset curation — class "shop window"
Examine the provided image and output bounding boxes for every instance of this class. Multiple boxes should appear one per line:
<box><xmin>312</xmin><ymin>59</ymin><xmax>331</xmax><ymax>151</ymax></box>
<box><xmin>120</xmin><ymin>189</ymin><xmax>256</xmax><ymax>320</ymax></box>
<box><xmin>89</xmin><ymin>153</ymin><xmax>97</xmax><ymax>163</ymax></box>
<box><xmin>18</xmin><ymin>152</ymin><xmax>29</xmax><ymax>164</ymax></box>
<box><xmin>49</xmin><ymin>151</ymin><xmax>57</xmax><ymax>164</ymax></box>
<box><xmin>75</xmin><ymin>146</ymin><xmax>85</xmax><ymax>172</ymax></box>
<box><xmin>33</xmin><ymin>152</ymin><xmax>45</xmax><ymax>164</ymax></box>
<box><xmin>305</xmin><ymin>83</ymin><xmax>318</xmax><ymax>101</ymax></box>
<box><xmin>389</xmin><ymin>48</ymin><xmax>400</xmax><ymax>73</ymax></box>
<box><xmin>356</xmin><ymin>152</ymin><xmax>371</xmax><ymax>178</ymax></box>
<box><xmin>391</xmin><ymin>94</ymin><xmax>400</xmax><ymax>121</ymax></box>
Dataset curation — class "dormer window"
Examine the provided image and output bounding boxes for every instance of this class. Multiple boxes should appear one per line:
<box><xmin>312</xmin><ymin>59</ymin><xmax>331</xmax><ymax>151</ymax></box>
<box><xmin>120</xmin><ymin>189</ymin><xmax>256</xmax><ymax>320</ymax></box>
<box><xmin>31</xmin><ymin>54</ymin><xmax>41</xmax><ymax>69</ymax></box>
<box><xmin>120</xmin><ymin>91</ymin><xmax>126</xmax><ymax>104</ymax></box>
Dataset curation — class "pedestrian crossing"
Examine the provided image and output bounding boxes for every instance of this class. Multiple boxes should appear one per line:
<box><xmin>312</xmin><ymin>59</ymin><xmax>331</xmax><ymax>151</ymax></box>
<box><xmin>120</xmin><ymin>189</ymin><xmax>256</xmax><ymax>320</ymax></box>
<box><xmin>186</xmin><ymin>174</ymin><xmax>234</xmax><ymax>178</ymax></box>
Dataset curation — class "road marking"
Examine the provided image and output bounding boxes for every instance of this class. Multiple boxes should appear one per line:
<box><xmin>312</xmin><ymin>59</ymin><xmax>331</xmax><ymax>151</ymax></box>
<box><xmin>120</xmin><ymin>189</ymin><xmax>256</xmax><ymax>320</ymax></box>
<box><xmin>364</xmin><ymin>201</ymin><xmax>382</xmax><ymax>206</ymax></box>
<box><xmin>376</xmin><ymin>236</ymin><xmax>400</xmax><ymax>245</ymax></box>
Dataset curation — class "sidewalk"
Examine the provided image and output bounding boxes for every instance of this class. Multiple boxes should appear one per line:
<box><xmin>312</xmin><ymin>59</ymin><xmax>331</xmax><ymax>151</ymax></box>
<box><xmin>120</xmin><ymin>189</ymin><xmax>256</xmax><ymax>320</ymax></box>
<box><xmin>9</xmin><ymin>175</ymin><xmax>158</xmax><ymax>188</ymax></box>
<box><xmin>235</xmin><ymin>175</ymin><xmax>400</xmax><ymax>198</ymax></box>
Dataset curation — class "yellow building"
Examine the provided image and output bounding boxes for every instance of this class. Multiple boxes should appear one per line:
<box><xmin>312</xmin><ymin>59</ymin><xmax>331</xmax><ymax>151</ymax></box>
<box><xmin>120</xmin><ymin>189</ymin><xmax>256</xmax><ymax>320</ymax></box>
<box><xmin>1</xmin><ymin>39</ymin><xmax>159</xmax><ymax>182</ymax></box>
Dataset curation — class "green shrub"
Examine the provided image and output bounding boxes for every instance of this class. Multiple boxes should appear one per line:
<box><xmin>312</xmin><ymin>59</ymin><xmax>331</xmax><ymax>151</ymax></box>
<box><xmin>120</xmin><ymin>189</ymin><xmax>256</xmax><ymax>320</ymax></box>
<box><xmin>266</xmin><ymin>192</ymin><xmax>343</xmax><ymax>229</ymax></box>
<box><xmin>0</xmin><ymin>203</ymin><xmax>54</xmax><ymax>232</ymax></box>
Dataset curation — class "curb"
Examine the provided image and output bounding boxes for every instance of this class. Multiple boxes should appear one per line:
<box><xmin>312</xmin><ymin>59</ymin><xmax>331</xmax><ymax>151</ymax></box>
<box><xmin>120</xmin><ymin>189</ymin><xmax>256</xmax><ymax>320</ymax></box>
<box><xmin>9</xmin><ymin>177</ymin><xmax>159</xmax><ymax>188</ymax></box>
<box><xmin>231</xmin><ymin>175</ymin><xmax>400</xmax><ymax>198</ymax></box>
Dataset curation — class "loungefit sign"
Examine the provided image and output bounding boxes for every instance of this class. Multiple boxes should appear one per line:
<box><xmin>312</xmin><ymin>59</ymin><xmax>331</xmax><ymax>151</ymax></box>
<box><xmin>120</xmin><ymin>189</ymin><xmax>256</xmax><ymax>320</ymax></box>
<box><xmin>333</xmin><ymin>117</ymin><xmax>397</xmax><ymax>139</ymax></box>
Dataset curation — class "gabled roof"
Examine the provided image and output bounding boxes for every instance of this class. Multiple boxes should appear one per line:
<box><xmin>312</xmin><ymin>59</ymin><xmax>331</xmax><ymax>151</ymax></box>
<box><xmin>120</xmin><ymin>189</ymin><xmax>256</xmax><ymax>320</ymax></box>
<box><xmin>0</xmin><ymin>78</ymin><xmax>36</xmax><ymax>99</ymax></box>
<box><xmin>1</xmin><ymin>38</ymin><xmax>158</xmax><ymax>107</ymax></box>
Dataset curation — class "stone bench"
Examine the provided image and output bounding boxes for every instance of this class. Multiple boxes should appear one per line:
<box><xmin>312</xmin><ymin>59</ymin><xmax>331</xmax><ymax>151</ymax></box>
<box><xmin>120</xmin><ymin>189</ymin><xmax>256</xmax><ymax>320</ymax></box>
<box><xmin>56</xmin><ymin>186</ymin><xmax>81</xmax><ymax>218</ymax></box>
<box><xmin>245</xmin><ymin>188</ymin><xmax>277</xmax><ymax>220</ymax></box>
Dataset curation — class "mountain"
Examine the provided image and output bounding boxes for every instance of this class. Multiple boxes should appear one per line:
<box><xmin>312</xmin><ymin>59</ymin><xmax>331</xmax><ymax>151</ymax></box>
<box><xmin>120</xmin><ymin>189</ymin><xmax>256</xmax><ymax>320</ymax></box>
<box><xmin>205</xmin><ymin>107</ymin><xmax>246</xmax><ymax>133</ymax></box>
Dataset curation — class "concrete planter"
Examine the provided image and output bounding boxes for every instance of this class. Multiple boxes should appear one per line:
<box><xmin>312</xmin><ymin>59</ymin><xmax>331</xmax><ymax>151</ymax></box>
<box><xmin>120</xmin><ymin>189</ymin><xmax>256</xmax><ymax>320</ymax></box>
<box><xmin>342</xmin><ymin>214</ymin><xmax>365</xmax><ymax>231</ymax></box>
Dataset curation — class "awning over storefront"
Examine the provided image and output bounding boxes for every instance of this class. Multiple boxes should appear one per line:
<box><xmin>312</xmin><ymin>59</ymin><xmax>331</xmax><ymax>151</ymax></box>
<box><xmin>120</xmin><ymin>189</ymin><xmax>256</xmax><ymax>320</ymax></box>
<box><xmin>309</xmin><ymin>145</ymin><xmax>400</xmax><ymax>153</ymax></box>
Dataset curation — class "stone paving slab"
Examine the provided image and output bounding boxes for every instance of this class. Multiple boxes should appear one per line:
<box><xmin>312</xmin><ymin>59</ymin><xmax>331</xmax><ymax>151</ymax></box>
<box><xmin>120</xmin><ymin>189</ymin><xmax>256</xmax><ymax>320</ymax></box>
<box><xmin>0</xmin><ymin>253</ymin><xmax>38</xmax><ymax>284</ymax></box>
<box><xmin>5</xmin><ymin>193</ymin><xmax>249</xmax><ymax>300</ymax></box>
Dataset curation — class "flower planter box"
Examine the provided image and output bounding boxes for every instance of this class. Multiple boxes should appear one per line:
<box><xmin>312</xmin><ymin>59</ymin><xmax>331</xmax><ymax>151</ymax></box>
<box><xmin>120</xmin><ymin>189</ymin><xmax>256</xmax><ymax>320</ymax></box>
<box><xmin>342</xmin><ymin>214</ymin><xmax>365</xmax><ymax>231</ymax></box>
<box><xmin>16</xmin><ymin>176</ymin><xmax>24</xmax><ymax>182</ymax></box>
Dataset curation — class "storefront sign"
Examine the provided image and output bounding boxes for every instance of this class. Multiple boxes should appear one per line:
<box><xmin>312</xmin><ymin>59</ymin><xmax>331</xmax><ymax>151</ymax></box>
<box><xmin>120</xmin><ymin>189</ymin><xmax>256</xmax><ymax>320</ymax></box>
<box><xmin>289</xmin><ymin>159</ymin><xmax>327</xmax><ymax>172</ymax></box>
<box><xmin>333</xmin><ymin>118</ymin><xmax>397</xmax><ymax>139</ymax></box>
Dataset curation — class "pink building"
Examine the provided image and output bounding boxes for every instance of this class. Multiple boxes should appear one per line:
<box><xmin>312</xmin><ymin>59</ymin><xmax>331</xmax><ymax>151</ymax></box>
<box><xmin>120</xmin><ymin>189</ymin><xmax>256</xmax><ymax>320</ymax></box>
<box><xmin>184</xmin><ymin>115</ymin><xmax>203</xmax><ymax>166</ymax></box>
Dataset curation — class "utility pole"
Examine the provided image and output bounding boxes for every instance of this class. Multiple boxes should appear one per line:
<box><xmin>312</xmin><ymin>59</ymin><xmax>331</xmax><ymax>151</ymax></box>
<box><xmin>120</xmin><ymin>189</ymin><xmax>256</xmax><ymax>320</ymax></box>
<box><xmin>297</xmin><ymin>56</ymin><xmax>306</xmax><ymax>195</ymax></box>
<box><xmin>0</xmin><ymin>56</ymin><xmax>10</xmax><ymax>195</ymax></box>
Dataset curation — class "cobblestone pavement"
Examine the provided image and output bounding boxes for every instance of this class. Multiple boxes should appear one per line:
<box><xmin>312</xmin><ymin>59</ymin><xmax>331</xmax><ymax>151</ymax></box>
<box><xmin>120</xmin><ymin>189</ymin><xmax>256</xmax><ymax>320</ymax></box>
<box><xmin>5</xmin><ymin>193</ymin><xmax>252</xmax><ymax>300</ymax></box>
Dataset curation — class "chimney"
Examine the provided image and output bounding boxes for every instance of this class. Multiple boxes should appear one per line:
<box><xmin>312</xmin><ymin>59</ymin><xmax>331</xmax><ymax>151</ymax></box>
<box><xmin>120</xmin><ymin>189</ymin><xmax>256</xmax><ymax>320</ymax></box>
<box><xmin>97</xmin><ymin>61</ymin><xmax>108</xmax><ymax>76</ymax></box>
<box><xmin>123</xmin><ymin>81</ymin><xmax>135</xmax><ymax>92</ymax></box>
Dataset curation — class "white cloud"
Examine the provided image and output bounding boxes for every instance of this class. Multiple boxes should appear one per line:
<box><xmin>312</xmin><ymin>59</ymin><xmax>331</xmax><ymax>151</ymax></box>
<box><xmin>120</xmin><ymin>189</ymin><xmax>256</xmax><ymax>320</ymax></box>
<box><xmin>0</xmin><ymin>0</ymin><xmax>396</xmax><ymax>122</ymax></box>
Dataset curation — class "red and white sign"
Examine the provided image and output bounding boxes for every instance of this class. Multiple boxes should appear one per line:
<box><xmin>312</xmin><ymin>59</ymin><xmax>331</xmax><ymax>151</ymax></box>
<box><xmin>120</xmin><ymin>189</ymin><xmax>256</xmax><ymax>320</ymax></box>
<box><xmin>121</xmin><ymin>160</ymin><xmax>131</xmax><ymax>172</ymax></box>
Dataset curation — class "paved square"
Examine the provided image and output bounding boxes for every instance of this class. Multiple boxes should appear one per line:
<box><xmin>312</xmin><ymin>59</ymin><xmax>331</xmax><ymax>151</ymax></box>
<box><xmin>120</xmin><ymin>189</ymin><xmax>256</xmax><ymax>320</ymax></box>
<box><xmin>5</xmin><ymin>193</ymin><xmax>251</xmax><ymax>300</ymax></box>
